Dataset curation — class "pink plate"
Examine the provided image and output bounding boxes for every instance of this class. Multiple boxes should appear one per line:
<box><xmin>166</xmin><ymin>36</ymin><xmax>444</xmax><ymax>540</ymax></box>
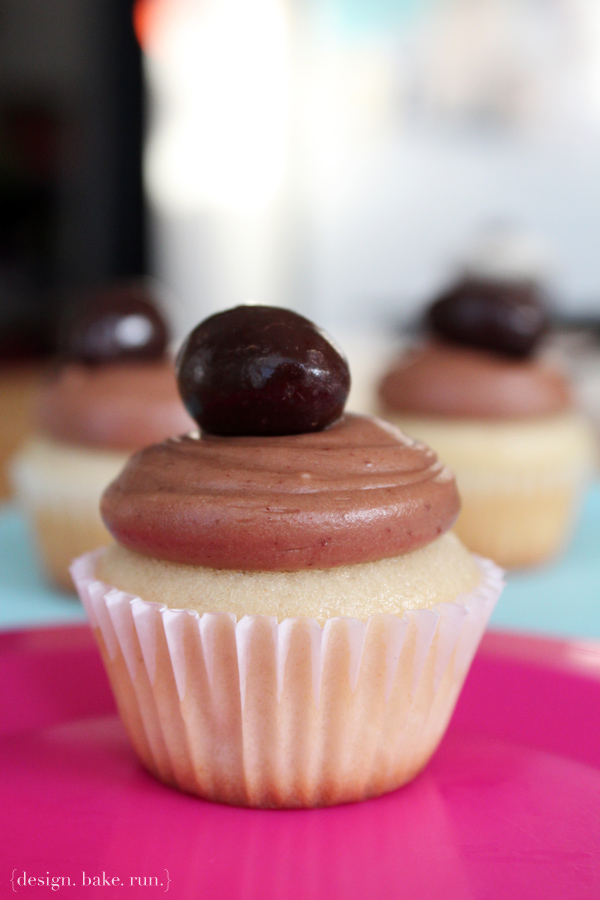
<box><xmin>1</xmin><ymin>626</ymin><xmax>600</xmax><ymax>899</ymax></box>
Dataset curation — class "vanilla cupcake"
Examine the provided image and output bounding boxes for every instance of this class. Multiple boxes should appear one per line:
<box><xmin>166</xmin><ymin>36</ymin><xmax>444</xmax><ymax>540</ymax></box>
<box><xmin>11</xmin><ymin>282</ymin><xmax>193</xmax><ymax>590</ymax></box>
<box><xmin>379</xmin><ymin>277</ymin><xmax>593</xmax><ymax>568</ymax></box>
<box><xmin>72</xmin><ymin>306</ymin><xmax>503</xmax><ymax>808</ymax></box>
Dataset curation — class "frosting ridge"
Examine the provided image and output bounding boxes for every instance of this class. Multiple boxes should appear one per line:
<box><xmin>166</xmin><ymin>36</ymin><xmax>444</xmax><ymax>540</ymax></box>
<box><xmin>101</xmin><ymin>413</ymin><xmax>460</xmax><ymax>570</ymax></box>
<box><xmin>38</xmin><ymin>361</ymin><xmax>195</xmax><ymax>451</ymax></box>
<box><xmin>379</xmin><ymin>342</ymin><xmax>571</xmax><ymax>420</ymax></box>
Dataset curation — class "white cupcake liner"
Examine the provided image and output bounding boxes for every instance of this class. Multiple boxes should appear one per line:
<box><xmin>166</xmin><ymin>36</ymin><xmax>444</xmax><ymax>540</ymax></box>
<box><xmin>10</xmin><ymin>440</ymin><xmax>126</xmax><ymax>588</ymax></box>
<box><xmin>71</xmin><ymin>550</ymin><xmax>504</xmax><ymax>808</ymax></box>
<box><xmin>450</xmin><ymin>470</ymin><xmax>589</xmax><ymax>568</ymax></box>
<box><xmin>10</xmin><ymin>438</ymin><xmax>127</xmax><ymax>508</ymax></box>
<box><xmin>452</xmin><ymin>465</ymin><xmax>589</xmax><ymax>494</ymax></box>
<box><xmin>382</xmin><ymin>412</ymin><xmax>594</xmax><ymax>495</ymax></box>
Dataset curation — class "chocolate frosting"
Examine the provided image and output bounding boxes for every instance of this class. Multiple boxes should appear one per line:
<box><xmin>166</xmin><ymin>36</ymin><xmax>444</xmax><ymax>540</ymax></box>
<box><xmin>379</xmin><ymin>342</ymin><xmax>572</xmax><ymax>420</ymax></box>
<box><xmin>101</xmin><ymin>413</ymin><xmax>460</xmax><ymax>570</ymax></box>
<box><xmin>38</xmin><ymin>362</ymin><xmax>195</xmax><ymax>451</ymax></box>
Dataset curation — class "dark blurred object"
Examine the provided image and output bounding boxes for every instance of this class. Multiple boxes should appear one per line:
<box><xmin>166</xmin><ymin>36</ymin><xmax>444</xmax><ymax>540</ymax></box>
<box><xmin>427</xmin><ymin>277</ymin><xmax>549</xmax><ymax>358</ymax></box>
<box><xmin>0</xmin><ymin>102</ymin><xmax>61</xmax><ymax>358</ymax></box>
<box><xmin>0</xmin><ymin>0</ymin><xmax>144</xmax><ymax>361</ymax></box>
<box><xmin>60</xmin><ymin>281</ymin><xmax>168</xmax><ymax>364</ymax></box>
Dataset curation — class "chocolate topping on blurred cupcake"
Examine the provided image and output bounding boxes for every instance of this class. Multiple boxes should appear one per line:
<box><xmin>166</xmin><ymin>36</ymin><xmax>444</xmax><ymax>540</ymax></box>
<box><xmin>39</xmin><ymin>281</ymin><xmax>193</xmax><ymax>451</ymax></box>
<box><xmin>60</xmin><ymin>281</ymin><xmax>169</xmax><ymax>365</ymax></box>
<box><xmin>427</xmin><ymin>277</ymin><xmax>548</xmax><ymax>358</ymax></box>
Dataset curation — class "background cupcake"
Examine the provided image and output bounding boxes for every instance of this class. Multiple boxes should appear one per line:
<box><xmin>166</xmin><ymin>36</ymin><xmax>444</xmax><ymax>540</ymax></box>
<box><xmin>72</xmin><ymin>306</ymin><xmax>503</xmax><ymax>808</ymax></box>
<box><xmin>11</xmin><ymin>281</ymin><xmax>193</xmax><ymax>590</ymax></box>
<box><xmin>378</xmin><ymin>273</ymin><xmax>594</xmax><ymax>568</ymax></box>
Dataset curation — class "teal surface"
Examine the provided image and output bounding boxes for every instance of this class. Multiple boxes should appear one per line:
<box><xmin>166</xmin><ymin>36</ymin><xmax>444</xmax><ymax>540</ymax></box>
<box><xmin>0</xmin><ymin>505</ymin><xmax>86</xmax><ymax>629</ymax></box>
<box><xmin>0</xmin><ymin>489</ymin><xmax>599</xmax><ymax>636</ymax></box>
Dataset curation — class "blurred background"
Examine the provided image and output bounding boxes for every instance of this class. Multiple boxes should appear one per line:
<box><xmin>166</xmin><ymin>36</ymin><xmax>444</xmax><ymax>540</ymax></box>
<box><xmin>0</xmin><ymin>0</ymin><xmax>144</xmax><ymax>359</ymax></box>
<box><xmin>1</xmin><ymin>0</ymin><xmax>600</xmax><ymax>348</ymax></box>
<box><xmin>141</xmin><ymin>0</ymin><xmax>600</xmax><ymax>336</ymax></box>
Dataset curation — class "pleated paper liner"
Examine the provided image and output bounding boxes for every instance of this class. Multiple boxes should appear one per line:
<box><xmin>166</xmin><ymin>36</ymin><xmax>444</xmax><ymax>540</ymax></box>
<box><xmin>72</xmin><ymin>550</ymin><xmax>504</xmax><ymax>808</ymax></box>
<box><xmin>11</xmin><ymin>439</ymin><xmax>125</xmax><ymax>590</ymax></box>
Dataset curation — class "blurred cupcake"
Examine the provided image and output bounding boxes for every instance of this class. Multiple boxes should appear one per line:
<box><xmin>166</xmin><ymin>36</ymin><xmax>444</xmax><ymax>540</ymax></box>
<box><xmin>11</xmin><ymin>281</ymin><xmax>193</xmax><ymax>590</ymax></box>
<box><xmin>378</xmin><ymin>269</ymin><xmax>593</xmax><ymax>568</ymax></box>
<box><xmin>72</xmin><ymin>306</ymin><xmax>503</xmax><ymax>808</ymax></box>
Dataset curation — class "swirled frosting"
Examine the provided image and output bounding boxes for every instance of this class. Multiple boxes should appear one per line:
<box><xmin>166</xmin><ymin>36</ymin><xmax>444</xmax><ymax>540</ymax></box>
<box><xmin>37</xmin><ymin>362</ymin><xmax>195</xmax><ymax>451</ymax></box>
<box><xmin>379</xmin><ymin>342</ymin><xmax>571</xmax><ymax>420</ymax></box>
<box><xmin>101</xmin><ymin>413</ymin><xmax>460</xmax><ymax>570</ymax></box>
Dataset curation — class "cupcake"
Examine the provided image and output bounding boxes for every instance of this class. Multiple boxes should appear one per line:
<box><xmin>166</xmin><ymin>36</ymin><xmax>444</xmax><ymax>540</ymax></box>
<box><xmin>378</xmin><ymin>275</ymin><xmax>594</xmax><ymax>568</ymax></box>
<box><xmin>11</xmin><ymin>282</ymin><xmax>193</xmax><ymax>590</ymax></box>
<box><xmin>71</xmin><ymin>306</ymin><xmax>503</xmax><ymax>808</ymax></box>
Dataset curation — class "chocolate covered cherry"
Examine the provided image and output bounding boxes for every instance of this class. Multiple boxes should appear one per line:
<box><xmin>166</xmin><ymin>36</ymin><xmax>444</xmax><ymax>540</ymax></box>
<box><xmin>428</xmin><ymin>277</ymin><xmax>548</xmax><ymax>358</ymax></box>
<box><xmin>176</xmin><ymin>306</ymin><xmax>350</xmax><ymax>436</ymax></box>
<box><xmin>61</xmin><ymin>281</ymin><xmax>168</xmax><ymax>364</ymax></box>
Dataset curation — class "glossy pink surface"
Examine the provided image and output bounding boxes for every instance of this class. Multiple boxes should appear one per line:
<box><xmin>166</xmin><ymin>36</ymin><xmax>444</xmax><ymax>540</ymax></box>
<box><xmin>1</xmin><ymin>626</ymin><xmax>600</xmax><ymax>899</ymax></box>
